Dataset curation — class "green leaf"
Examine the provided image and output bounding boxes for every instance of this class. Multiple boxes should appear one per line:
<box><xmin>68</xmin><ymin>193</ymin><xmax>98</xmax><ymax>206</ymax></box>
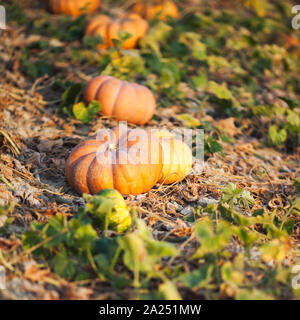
<box><xmin>179</xmin><ymin>32</ymin><xmax>207</xmax><ymax>60</ymax></box>
<box><xmin>73</xmin><ymin>102</ymin><xmax>90</xmax><ymax>123</ymax></box>
<box><xmin>22</xmin><ymin>231</ymin><xmax>44</xmax><ymax>255</ymax></box>
<box><xmin>179</xmin><ymin>265</ymin><xmax>214</xmax><ymax>289</ymax></box>
<box><xmin>52</xmin><ymin>250</ymin><xmax>78</xmax><ymax>279</ymax></box>
<box><xmin>207</xmin><ymin>56</ymin><xmax>230</xmax><ymax>72</ymax></box>
<box><xmin>192</xmin><ymin>72</ymin><xmax>207</xmax><ymax>90</ymax></box>
<box><xmin>87</xmin><ymin>100</ymin><xmax>101</xmax><ymax>114</ymax></box>
<box><xmin>136</xmin><ymin>220</ymin><xmax>178</xmax><ymax>258</ymax></box>
<box><xmin>83</xmin><ymin>34</ymin><xmax>104</xmax><ymax>48</ymax></box>
<box><xmin>71</xmin><ymin>222</ymin><xmax>97</xmax><ymax>250</ymax></box>
<box><xmin>268</xmin><ymin>125</ymin><xmax>287</xmax><ymax>146</ymax></box>
<box><xmin>140</xmin><ymin>21</ymin><xmax>172</xmax><ymax>56</ymax></box>
<box><xmin>287</xmin><ymin>110</ymin><xmax>300</xmax><ymax>128</ymax></box>
<box><xmin>208</xmin><ymin>81</ymin><xmax>233</xmax><ymax>100</ymax></box>
<box><xmin>177</xmin><ymin>113</ymin><xmax>200</xmax><ymax>127</ymax></box>
<box><xmin>205</xmin><ymin>136</ymin><xmax>224</xmax><ymax>155</ymax></box>
<box><xmin>252</xmin><ymin>105</ymin><xmax>274</xmax><ymax>118</ymax></box>
<box><xmin>282</xmin><ymin>219</ymin><xmax>294</xmax><ymax>235</ymax></box>
<box><xmin>102</xmin><ymin>50</ymin><xmax>146</xmax><ymax>80</ymax></box>
<box><xmin>234</xmin><ymin>227</ymin><xmax>259</xmax><ymax>246</ymax></box>
<box><xmin>194</xmin><ymin>217</ymin><xmax>214</xmax><ymax>240</ymax></box>
<box><xmin>117</xmin><ymin>219</ymin><xmax>177</xmax><ymax>287</ymax></box>
<box><xmin>259</xmin><ymin>238</ymin><xmax>290</xmax><ymax>264</ymax></box>
<box><xmin>192</xmin><ymin>41</ymin><xmax>207</xmax><ymax>60</ymax></box>
<box><xmin>221</xmin><ymin>261</ymin><xmax>244</xmax><ymax>285</ymax></box>
<box><xmin>193</xmin><ymin>218</ymin><xmax>233</xmax><ymax>257</ymax></box>
<box><xmin>45</xmin><ymin>213</ymin><xmax>67</xmax><ymax>235</ymax></box>
<box><xmin>118</xmin><ymin>30</ymin><xmax>132</xmax><ymax>42</ymax></box>
<box><xmin>118</xmin><ymin>233</ymin><xmax>145</xmax><ymax>287</ymax></box>
<box><xmin>159</xmin><ymin>60</ymin><xmax>181</xmax><ymax>87</ymax></box>
<box><xmin>93</xmin><ymin>238</ymin><xmax>120</xmax><ymax>275</ymax></box>
<box><xmin>222</xmin><ymin>183</ymin><xmax>255</xmax><ymax>208</ymax></box>
<box><xmin>73</xmin><ymin>101</ymin><xmax>101</xmax><ymax>124</ymax></box>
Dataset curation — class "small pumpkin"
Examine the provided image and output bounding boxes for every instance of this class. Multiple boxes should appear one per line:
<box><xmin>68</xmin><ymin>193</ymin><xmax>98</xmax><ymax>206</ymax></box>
<box><xmin>85</xmin><ymin>14</ymin><xmax>148</xmax><ymax>49</ymax></box>
<box><xmin>66</xmin><ymin>126</ymin><xmax>163</xmax><ymax>195</ymax></box>
<box><xmin>84</xmin><ymin>189</ymin><xmax>132</xmax><ymax>233</ymax></box>
<box><xmin>48</xmin><ymin>0</ymin><xmax>100</xmax><ymax>17</ymax></box>
<box><xmin>154</xmin><ymin>130</ymin><xmax>193</xmax><ymax>184</ymax></box>
<box><xmin>84</xmin><ymin>75</ymin><xmax>156</xmax><ymax>125</ymax></box>
<box><xmin>132</xmin><ymin>1</ymin><xmax>179</xmax><ymax>21</ymax></box>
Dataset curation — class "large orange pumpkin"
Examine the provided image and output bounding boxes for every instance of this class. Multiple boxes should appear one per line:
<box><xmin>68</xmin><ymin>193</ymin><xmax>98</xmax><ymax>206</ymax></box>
<box><xmin>132</xmin><ymin>1</ymin><xmax>179</xmax><ymax>21</ymax></box>
<box><xmin>84</xmin><ymin>75</ymin><xmax>156</xmax><ymax>125</ymax></box>
<box><xmin>48</xmin><ymin>0</ymin><xmax>100</xmax><ymax>17</ymax></box>
<box><xmin>85</xmin><ymin>14</ymin><xmax>148</xmax><ymax>49</ymax></box>
<box><xmin>65</xmin><ymin>126</ymin><xmax>163</xmax><ymax>195</ymax></box>
<box><xmin>154</xmin><ymin>130</ymin><xmax>193</xmax><ymax>184</ymax></box>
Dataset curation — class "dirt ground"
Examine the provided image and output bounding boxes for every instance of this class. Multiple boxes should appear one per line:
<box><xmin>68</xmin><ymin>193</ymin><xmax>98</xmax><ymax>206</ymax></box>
<box><xmin>0</xmin><ymin>0</ymin><xmax>299</xmax><ymax>300</ymax></box>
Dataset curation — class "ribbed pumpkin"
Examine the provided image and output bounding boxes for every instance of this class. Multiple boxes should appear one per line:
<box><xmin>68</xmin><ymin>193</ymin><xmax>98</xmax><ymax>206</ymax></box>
<box><xmin>48</xmin><ymin>0</ymin><xmax>100</xmax><ymax>17</ymax></box>
<box><xmin>84</xmin><ymin>75</ymin><xmax>156</xmax><ymax>125</ymax></box>
<box><xmin>85</xmin><ymin>14</ymin><xmax>148</xmax><ymax>49</ymax></box>
<box><xmin>154</xmin><ymin>130</ymin><xmax>193</xmax><ymax>184</ymax></box>
<box><xmin>132</xmin><ymin>1</ymin><xmax>179</xmax><ymax>21</ymax></box>
<box><xmin>66</xmin><ymin>126</ymin><xmax>163</xmax><ymax>195</ymax></box>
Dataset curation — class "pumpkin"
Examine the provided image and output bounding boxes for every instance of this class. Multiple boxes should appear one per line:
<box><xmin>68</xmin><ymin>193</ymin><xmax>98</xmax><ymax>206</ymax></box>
<box><xmin>66</xmin><ymin>126</ymin><xmax>163</xmax><ymax>195</ymax></box>
<box><xmin>84</xmin><ymin>75</ymin><xmax>156</xmax><ymax>125</ymax></box>
<box><xmin>154</xmin><ymin>130</ymin><xmax>193</xmax><ymax>184</ymax></box>
<box><xmin>84</xmin><ymin>189</ymin><xmax>132</xmax><ymax>233</ymax></box>
<box><xmin>132</xmin><ymin>1</ymin><xmax>179</xmax><ymax>21</ymax></box>
<box><xmin>85</xmin><ymin>14</ymin><xmax>148</xmax><ymax>49</ymax></box>
<box><xmin>48</xmin><ymin>0</ymin><xmax>100</xmax><ymax>17</ymax></box>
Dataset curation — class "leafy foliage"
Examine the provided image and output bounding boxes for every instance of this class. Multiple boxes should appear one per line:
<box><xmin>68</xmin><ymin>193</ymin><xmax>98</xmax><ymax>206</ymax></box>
<box><xmin>72</xmin><ymin>101</ymin><xmax>101</xmax><ymax>124</ymax></box>
<box><xmin>18</xmin><ymin>178</ymin><xmax>298</xmax><ymax>299</ymax></box>
<box><xmin>22</xmin><ymin>197</ymin><xmax>178</xmax><ymax>293</ymax></box>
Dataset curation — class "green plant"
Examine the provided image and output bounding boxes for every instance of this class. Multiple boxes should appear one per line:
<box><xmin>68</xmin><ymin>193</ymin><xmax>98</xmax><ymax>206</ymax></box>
<box><xmin>22</xmin><ymin>198</ymin><xmax>178</xmax><ymax>294</ymax></box>
<box><xmin>84</xmin><ymin>189</ymin><xmax>132</xmax><ymax>234</ymax></box>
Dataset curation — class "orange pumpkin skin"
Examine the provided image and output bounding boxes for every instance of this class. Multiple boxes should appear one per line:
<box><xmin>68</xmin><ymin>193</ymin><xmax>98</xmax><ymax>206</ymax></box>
<box><xmin>84</xmin><ymin>75</ymin><xmax>156</xmax><ymax>125</ymax></box>
<box><xmin>66</xmin><ymin>126</ymin><xmax>163</xmax><ymax>195</ymax></box>
<box><xmin>85</xmin><ymin>14</ymin><xmax>148</xmax><ymax>49</ymax></box>
<box><xmin>154</xmin><ymin>130</ymin><xmax>193</xmax><ymax>184</ymax></box>
<box><xmin>132</xmin><ymin>1</ymin><xmax>179</xmax><ymax>21</ymax></box>
<box><xmin>48</xmin><ymin>0</ymin><xmax>100</xmax><ymax>17</ymax></box>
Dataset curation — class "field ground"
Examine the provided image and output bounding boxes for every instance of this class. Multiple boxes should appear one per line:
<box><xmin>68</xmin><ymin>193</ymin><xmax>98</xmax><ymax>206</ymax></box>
<box><xmin>0</xmin><ymin>0</ymin><xmax>299</xmax><ymax>300</ymax></box>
